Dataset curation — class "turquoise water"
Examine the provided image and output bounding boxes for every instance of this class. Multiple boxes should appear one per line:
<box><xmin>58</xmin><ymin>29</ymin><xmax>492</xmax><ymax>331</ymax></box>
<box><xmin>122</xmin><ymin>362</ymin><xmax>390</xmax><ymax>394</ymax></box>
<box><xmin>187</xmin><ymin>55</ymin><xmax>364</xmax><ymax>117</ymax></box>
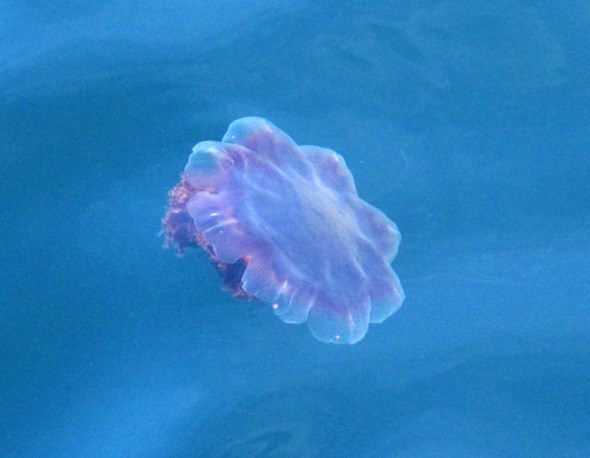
<box><xmin>1</xmin><ymin>1</ymin><xmax>589</xmax><ymax>456</ymax></box>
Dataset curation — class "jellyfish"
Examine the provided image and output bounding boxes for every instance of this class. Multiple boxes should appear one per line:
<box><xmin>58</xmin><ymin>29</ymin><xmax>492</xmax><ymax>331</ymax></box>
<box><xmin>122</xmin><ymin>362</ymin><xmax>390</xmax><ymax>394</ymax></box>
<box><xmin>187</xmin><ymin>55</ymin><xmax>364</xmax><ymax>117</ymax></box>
<box><xmin>162</xmin><ymin>117</ymin><xmax>404</xmax><ymax>344</ymax></box>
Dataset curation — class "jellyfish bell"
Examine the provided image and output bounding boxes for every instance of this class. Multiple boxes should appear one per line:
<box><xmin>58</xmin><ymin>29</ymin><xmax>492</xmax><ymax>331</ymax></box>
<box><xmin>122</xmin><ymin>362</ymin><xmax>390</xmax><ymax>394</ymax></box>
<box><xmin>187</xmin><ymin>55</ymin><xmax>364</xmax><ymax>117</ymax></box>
<box><xmin>163</xmin><ymin>117</ymin><xmax>404</xmax><ymax>344</ymax></box>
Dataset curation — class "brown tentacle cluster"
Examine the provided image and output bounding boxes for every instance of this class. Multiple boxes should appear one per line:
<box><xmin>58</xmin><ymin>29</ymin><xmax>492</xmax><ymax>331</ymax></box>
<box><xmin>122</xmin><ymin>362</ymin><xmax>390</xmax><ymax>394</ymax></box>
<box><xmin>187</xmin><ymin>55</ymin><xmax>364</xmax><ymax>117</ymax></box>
<box><xmin>162</xmin><ymin>178</ymin><xmax>253</xmax><ymax>298</ymax></box>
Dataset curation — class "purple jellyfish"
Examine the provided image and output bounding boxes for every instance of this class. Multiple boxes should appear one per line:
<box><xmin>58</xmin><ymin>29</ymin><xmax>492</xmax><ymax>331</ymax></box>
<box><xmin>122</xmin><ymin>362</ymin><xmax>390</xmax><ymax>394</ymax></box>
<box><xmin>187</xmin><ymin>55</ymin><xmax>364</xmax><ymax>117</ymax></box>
<box><xmin>163</xmin><ymin>117</ymin><xmax>404</xmax><ymax>344</ymax></box>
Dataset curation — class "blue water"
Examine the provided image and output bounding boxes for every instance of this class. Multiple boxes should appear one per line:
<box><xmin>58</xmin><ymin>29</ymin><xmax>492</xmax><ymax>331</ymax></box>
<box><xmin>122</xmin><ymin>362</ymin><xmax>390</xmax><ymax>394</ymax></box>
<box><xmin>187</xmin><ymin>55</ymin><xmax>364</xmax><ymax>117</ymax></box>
<box><xmin>1</xmin><ymin>1</ymin><xmax>589</xmax><ymax>456</ymax></box>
